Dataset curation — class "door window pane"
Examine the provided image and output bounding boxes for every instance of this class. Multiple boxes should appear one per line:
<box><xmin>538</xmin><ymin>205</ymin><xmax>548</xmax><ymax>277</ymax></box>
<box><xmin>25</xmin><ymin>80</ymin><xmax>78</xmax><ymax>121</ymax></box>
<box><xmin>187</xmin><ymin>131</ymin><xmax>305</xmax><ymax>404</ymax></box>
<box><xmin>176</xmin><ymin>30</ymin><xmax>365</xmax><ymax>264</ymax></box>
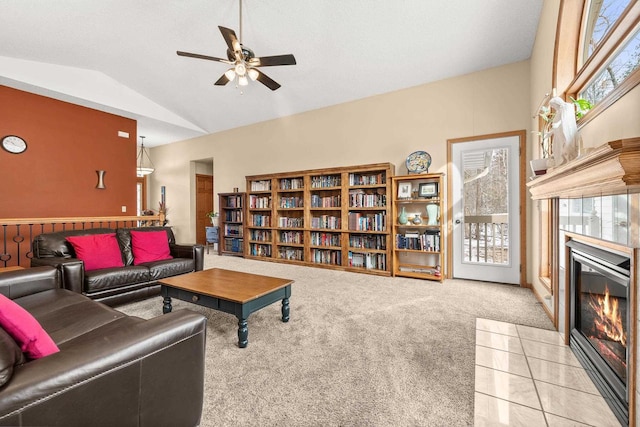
<box><xmin>462</xmin><ymin>148</ymin><xmax>509</xmax><ymax>264</ymax></box>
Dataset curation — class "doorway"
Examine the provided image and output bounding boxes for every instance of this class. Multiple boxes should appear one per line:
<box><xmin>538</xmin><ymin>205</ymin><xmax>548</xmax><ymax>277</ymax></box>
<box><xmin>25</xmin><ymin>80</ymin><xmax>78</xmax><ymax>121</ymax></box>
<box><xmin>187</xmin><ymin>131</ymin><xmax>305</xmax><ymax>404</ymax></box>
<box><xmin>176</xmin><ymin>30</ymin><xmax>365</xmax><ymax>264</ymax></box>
<box><xmin>195</xmin><ymin>174</ymin><xmax>214</xmax><ymax>245</ymax></box>
<box><xmin>447</xmin><ymin>131</ymin><xmax>526</xmax><ymax>285</ymax></box>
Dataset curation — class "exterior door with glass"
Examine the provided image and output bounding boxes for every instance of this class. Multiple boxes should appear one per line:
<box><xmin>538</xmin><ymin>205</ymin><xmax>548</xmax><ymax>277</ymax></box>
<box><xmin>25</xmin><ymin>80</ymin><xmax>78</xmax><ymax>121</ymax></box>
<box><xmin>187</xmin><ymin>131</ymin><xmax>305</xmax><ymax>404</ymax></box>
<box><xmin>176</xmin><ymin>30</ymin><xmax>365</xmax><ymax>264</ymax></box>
<box><xmin>448</xmin><ymin>132</ymin><xmax>524</xmax><ymax>285</ymax></box>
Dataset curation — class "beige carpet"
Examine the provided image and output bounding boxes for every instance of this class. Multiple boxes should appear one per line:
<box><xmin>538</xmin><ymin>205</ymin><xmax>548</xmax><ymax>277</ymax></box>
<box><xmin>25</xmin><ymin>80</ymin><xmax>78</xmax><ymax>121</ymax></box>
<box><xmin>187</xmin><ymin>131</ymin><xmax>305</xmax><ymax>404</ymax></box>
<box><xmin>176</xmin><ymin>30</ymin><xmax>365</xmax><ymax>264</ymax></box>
<box><xmin>117</xmin><ymin>254</ymin><xmax>553</xmax><ymax>427</ymax></box>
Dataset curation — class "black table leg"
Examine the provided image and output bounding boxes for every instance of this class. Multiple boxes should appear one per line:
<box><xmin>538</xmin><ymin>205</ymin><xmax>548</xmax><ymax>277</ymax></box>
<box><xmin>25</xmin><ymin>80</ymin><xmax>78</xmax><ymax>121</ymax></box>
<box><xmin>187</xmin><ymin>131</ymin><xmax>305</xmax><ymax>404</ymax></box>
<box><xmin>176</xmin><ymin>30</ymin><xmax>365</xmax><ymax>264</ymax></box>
<box><xmin>238</xmin><ymin>317</ymin><xmax>248</xmax><ymax>348</ymax></box>
<box><xmin>163</xmin><ymin>295</ymin><xmax>173</xmax><ymax>313</ymax></box>
<box><xmin>282</xmin><ymin>297</ymin><xmax>290</xmax><ymax>322</ymax></box>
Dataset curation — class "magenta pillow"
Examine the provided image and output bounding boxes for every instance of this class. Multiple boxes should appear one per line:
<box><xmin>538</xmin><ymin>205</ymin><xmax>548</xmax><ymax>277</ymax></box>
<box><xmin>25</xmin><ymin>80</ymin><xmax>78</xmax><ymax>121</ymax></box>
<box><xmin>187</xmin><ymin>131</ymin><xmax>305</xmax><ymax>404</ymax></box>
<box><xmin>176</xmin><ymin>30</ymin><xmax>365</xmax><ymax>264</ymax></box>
<box><xmin>131</xmin><ymin>230</ymin><xmax>173</xmax><ymax>265</ymax></box>
<box><xmin>66</xmin><ymin>233</ymin><xmax>124</xmax><ymax>271</ymax></box>
<box><xmin>0</xmin><ymin>294</ymin><xmax>59</xmax><ymax>359</ymax></box>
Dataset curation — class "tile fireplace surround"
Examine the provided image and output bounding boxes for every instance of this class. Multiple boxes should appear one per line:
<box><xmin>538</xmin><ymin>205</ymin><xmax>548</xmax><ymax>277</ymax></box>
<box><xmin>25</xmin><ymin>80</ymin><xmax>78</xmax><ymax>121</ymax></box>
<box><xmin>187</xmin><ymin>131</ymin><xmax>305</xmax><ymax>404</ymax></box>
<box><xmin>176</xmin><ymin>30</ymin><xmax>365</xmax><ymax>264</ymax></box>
<box><xmin>527</xmin><ymin>137</ymin><xmax>640</xmax><ymax>426</ymax></box>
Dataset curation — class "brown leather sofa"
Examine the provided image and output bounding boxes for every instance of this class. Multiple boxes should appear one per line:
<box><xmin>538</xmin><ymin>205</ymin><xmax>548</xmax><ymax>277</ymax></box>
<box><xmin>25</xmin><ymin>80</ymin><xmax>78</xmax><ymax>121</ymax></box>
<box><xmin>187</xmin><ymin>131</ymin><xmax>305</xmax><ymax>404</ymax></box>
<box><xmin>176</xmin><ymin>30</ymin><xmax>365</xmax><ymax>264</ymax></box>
<box><xmin>30</xmin><ymin>226</ymin><xmax>204</xmax><ymax>306</ymax></box>
<box><xmin>0</xmin><ymin>266</ymin><xmax>207</xmax><ymax>427</ymax></box>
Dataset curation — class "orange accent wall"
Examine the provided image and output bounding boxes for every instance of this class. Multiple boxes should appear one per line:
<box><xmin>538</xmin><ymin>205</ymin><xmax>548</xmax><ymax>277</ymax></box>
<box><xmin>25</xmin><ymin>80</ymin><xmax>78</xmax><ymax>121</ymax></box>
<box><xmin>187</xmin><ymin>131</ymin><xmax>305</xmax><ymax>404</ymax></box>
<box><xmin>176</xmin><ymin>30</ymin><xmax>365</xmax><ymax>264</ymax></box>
<box><xmin>0</xmin><ymin>85</ymin><xmax>137</xmax><ymax>217</ymax></box>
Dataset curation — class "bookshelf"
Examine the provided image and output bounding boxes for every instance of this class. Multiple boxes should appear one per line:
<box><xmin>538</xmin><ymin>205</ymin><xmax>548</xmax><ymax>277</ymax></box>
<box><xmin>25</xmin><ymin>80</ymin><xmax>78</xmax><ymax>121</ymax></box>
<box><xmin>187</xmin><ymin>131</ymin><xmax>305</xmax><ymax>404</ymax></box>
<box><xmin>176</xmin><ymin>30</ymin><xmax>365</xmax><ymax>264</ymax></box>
<box><xmin>218</xmin><ymin>192</ymin><xmax>246</xmax><ymax>256</ymax></box>
<box><xmin>245</xmin><ymin>163</ymin><xmax>394</xmax><ymax>276</ymax></box>
<box><xmin>391</xmin><ymin>173</ymin><xmax>445</xmax><ymax>282</ymax></box>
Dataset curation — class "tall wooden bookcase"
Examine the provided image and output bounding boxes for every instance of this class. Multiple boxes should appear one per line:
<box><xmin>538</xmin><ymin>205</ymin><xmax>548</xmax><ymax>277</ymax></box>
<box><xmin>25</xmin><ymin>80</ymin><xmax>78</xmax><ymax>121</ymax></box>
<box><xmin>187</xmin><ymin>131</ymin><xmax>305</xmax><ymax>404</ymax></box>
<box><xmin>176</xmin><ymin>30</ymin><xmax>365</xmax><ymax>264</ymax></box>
<box><xmin>218</xmin><ymin>192</ymin><xmax>246</xmax><ymax>256</ymax></box>
<box><xmin>391</xmin><ymin>173</ymin><xmax>445</xmax><ymax>282</ymax></box>
<box><xmin>245</xmin><ymin>163</ymin><xmax>394</xmax><ymax>276</ymax></box>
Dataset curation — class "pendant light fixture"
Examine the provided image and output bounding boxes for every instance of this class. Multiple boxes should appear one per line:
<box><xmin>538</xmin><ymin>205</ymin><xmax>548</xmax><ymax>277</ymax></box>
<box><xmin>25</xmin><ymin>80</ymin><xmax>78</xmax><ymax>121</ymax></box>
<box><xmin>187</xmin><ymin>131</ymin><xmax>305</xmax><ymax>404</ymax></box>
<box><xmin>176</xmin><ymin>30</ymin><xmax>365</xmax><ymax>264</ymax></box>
<box><xmin>136</xmin><ymin>136</ymin><xmax>155</xmax><ymax>177</ymax></box>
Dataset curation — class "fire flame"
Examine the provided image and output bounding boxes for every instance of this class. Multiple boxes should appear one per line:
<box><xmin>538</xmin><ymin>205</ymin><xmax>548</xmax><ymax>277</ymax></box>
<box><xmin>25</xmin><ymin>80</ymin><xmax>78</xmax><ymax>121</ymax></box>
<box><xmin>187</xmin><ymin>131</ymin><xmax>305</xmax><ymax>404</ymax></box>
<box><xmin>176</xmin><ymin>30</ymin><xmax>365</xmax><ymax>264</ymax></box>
<box><xmin>589</xmin><ymin>286</ymin><xmax>627</xmax><ymax>347</ymax></box>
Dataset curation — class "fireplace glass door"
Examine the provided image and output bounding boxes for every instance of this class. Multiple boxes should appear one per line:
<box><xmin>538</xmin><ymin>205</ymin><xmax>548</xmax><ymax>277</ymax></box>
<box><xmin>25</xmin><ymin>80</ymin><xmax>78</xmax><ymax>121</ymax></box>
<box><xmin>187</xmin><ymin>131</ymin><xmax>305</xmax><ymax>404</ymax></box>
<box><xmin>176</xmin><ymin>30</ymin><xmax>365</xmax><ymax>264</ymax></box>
<box><xmin>575</xmin><ymin>253</ymin><xmax>629</xmax><ymax>385</ymax></box>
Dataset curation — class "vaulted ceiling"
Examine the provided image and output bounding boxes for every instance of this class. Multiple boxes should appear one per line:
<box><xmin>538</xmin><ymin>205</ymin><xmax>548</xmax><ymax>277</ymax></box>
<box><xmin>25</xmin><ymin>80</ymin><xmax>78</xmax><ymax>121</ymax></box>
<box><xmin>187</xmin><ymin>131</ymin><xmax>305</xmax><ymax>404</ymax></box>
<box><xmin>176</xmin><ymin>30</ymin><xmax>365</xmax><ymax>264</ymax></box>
<box><xmin>0</xmin><ymin>1</ymin><xmax>543</xmax><ymax>146</ymax></box>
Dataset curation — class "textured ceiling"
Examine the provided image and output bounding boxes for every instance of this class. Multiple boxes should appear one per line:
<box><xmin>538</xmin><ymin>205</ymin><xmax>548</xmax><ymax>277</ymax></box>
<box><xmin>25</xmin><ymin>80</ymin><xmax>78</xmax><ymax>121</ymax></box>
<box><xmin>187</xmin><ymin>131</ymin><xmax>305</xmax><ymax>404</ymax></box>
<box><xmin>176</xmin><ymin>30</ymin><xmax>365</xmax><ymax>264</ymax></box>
<box><xmin>0</xmin><ymin>0</ymin><xmax>543</xmax><ymax>147</ymax></box>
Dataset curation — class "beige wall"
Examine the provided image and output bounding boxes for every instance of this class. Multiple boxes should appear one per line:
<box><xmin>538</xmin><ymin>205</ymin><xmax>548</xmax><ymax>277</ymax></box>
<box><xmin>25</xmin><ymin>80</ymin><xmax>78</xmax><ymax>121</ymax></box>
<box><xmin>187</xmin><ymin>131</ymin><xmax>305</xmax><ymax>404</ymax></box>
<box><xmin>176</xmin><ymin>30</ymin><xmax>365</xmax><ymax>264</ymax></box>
<box><xmin>151</xmin><ymin>60</ymin><xmax>531</xmax><ymax>244</ymax></box>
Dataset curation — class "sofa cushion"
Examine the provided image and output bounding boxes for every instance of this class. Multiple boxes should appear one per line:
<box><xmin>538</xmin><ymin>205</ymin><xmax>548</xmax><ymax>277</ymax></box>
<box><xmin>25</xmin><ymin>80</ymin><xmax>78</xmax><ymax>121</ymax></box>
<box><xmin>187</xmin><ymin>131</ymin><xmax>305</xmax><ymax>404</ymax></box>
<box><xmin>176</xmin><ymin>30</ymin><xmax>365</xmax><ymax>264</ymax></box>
<box><xmin>84</xmin><ymin>265</ymin><xmax>151</xmax><ymax>294</ymax></box>
<box><xmin>147</xmin><ymin>258</ymin><xmax>196</xmax><ymax>280</ymax></box>
<box><xmin>33</xmin><ymin>228</ymin><xmax>114</xmax><ymax>258</ymax></box>
<box><xmin>15</xmin><ymin>289</ymin><xmax>127</xmax><ymax>346</ymax></box>
<box><xmin>66</xmin><ymin>233</ymin><xmax>125</xmax><ymax>271</ymax></box>
<box><xmin>131</xmin><ymin>230</ymin><xmax>173</xmax><ymax>265</ymax></box>
<box><xmin>117</xmin><ymin>227</ymin><xmax>176</xmax><ymax>266</ymax></box>
<box><xmin>0</xmin><ymin>294</ymin><xmax>59</xmax><ymax>359</ymax></box>
<box><xmin>0</xmin><ymin>326</ymin><xmax>26</xmax><ymax>387</ymax></box>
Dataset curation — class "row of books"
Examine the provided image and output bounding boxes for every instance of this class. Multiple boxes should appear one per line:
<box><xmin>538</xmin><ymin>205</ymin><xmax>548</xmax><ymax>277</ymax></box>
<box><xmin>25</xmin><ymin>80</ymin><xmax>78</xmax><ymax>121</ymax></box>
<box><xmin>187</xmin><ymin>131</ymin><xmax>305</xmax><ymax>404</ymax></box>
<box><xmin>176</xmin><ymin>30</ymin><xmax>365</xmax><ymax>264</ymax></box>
<box><xmin>224</xmin><ymin>195</ymin><xmax>243</xmax><ymax>208</ymax></box>
<box><xmin>347</xmin><ymin>212</ymin><xmax>386</xmax><ymax>232</ymax></box>
<box><xmin>279</xmin><ymin>231</ymin><xmax>303</xmax><ymax>244</ymax></box>
<box><xmin>278</xmin><ymin>247</ymin><xmax>303</xmax><ymax>261</ymax></box>
<box><xmin>279</xmin><ymin>196</ymin><xmax>303</xmax><ymax>208</ymax></box>
<box><xmin>348</xmin><ymin>191</ymin><xmax>386</xmax><ymax>208</ymax></box>
<box><xmin>224</xmin><ymin>224</ymin><xmax>243</xmax><ymax>237</ymax></box>
<box><xmin>310</xmin><ymin>215</ymin><xmax>341</xmax><ymax>230</ymax></box>
<box><xmin>249</xmin><ymin>243</ymin><xmax>272</xmax><ymax>257</ymax></box>
<box><xmin>348</xmin><ymin>252</ymin><xmax>386</xmax><ymax>270</ymax></box>
<box><xmin>310</xmin><ymin>175</ymin><xmax>341</xmax><ymax>188</ymax></box>
<box><xmin>279</xmin><ymin>178</ymin><xmax>304</xmax><ymax>190</ymax></box>
<box><xmin>310</xmin><ymin>232</ymin><xmax>341</xmax><ymax>246</ymax></box>
<box><xmin>395</xmin><ymin>231</ymin><xmax>440</xmax><ymax>251</ymax></box>
<box><xmin>348</xmin><ymin>172</ymin><xmax>386</xmax><ymax>186</ymax></box>
<box><xmin>250</xmin><ymin>180</ymin><xmax>271</xmax><ymax>191</ymax></box>
<box><xmin>311</xmin><ymin>249</ymin><xmax>341</xmax><ymax>265</ymax></box>
<box><xmin>249</xmin><ymin>195</ymin><xmax>271</xmax><ymax>209</ymax></box>
<box><xmin>349</xmin><ymin>234</ymin><xmax>386</xmax><ymax>250</ymax></box>
<box><xmin>278</xmin><ymin>217</ymin><xmax>304</xmax><ymax>228</ymax></box>
<box><xmin>250</xmin><ymin>214</ymin><xmax>271</xmax><ymax>227</ymax></box>
<box><xmin>223</xmin><ymin>237</ymin><xmax>243</xmax><ymax>253</ymax></box>
<box><xmin>250</xmin><ymin>230</ymin><xmax>271</xmax><ymax>241</ymax></box>
<box><xmin>224</xmin><ymin>211</ymin><xmax>243</xmax><ymax>222</ymax></box>
<box><xmin>310</xmin><ymin>194</ymin><xmax>341</xmax><ymax>208</ymax></box>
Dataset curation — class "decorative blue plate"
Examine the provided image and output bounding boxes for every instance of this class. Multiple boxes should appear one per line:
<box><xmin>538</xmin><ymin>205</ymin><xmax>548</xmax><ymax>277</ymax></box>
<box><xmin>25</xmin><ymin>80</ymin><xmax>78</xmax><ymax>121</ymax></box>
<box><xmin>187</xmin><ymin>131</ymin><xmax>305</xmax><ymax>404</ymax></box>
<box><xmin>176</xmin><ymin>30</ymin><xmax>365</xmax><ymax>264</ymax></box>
<box><xmin>406</xmin><ymin>151</ymin><xmax>431</xmax><ymax>174</ymax></box>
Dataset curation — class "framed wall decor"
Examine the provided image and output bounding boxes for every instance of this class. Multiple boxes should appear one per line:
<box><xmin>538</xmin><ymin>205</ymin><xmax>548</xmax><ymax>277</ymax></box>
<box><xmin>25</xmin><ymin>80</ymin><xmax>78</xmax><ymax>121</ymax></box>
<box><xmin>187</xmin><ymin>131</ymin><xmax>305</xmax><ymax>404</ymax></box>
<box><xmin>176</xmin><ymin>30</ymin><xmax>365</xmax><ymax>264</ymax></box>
<box><xmin>418</xmin><ymin>182</ymin><xmax>438</xmax><ymax>198</ymax></box>
<box><xmin>397</xmin><ymin>182</ymin><xmax>412</xmax><ymax>199</ymax></box>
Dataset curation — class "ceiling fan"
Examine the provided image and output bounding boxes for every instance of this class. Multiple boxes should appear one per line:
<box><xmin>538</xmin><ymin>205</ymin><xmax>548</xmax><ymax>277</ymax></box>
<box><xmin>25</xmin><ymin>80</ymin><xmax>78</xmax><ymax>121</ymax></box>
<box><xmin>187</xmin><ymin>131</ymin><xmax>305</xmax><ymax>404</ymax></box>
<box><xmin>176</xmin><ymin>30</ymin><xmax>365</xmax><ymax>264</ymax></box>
<box><xmin>177</xmin><ymin>1</ymin><xmax>296</xmax><ymax>91</ymax></box>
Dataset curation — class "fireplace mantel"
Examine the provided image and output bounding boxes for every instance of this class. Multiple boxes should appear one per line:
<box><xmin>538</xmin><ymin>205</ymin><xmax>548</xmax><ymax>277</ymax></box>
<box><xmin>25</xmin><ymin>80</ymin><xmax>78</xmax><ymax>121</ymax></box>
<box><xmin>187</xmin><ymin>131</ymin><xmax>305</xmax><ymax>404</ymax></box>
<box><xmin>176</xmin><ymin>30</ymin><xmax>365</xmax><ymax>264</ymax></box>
<box><xmin>527</xmin><ymin>137</ymin><xmax>640</xmax><ymax>200</ymax></box>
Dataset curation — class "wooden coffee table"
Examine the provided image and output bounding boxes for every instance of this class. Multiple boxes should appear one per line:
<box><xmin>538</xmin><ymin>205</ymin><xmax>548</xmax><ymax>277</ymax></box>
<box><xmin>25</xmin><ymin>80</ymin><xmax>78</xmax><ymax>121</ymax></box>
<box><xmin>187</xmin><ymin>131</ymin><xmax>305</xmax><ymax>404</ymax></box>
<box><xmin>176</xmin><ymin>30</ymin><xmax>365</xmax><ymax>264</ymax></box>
<box><xmin>159</xmin><ymin>268</ymin><xmax>293</xmax><ymax>348</ymax></box>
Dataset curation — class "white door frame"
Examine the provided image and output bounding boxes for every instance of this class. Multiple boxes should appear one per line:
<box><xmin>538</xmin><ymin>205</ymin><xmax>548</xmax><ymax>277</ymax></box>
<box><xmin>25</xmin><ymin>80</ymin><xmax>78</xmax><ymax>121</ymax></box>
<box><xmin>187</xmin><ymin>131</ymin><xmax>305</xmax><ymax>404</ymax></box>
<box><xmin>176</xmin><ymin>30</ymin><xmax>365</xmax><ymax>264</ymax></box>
<box><xmin>446</xmin><ymin>130</ymin><xmax>527</xmax><ymax>287</ymax></box>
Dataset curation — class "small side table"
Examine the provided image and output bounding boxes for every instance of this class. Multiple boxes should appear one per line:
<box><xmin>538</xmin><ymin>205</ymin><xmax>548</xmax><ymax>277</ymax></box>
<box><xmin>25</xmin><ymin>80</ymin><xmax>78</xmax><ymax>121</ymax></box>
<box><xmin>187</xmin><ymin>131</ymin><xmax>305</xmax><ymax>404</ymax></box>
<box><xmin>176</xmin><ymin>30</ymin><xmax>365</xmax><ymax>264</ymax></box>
<box><xmin>205</xmin><ymin>226</ymin><xmax>219</xmax><ymax>254</ymax></box>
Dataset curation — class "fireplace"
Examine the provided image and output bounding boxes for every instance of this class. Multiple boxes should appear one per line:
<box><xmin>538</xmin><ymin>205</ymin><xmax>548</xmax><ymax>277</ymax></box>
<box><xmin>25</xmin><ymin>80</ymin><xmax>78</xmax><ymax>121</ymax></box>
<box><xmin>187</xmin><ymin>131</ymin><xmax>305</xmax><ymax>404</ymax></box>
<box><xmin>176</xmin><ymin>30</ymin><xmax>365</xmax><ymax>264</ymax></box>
<box><xmin>568</xmin><ymin>240</ymin><xmax>631</xmax><ymax>425</ymax></box>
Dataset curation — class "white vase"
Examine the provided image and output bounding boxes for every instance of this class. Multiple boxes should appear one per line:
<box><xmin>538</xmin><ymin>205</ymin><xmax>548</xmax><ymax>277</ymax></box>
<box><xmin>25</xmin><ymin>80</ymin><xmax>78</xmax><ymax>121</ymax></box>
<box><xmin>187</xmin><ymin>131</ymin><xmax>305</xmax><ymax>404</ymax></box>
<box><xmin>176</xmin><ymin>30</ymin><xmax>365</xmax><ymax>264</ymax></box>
<box><xmin>426</xmin><ymin>204</ymin><xmax>439</xmax><ymax>226</ymax></box>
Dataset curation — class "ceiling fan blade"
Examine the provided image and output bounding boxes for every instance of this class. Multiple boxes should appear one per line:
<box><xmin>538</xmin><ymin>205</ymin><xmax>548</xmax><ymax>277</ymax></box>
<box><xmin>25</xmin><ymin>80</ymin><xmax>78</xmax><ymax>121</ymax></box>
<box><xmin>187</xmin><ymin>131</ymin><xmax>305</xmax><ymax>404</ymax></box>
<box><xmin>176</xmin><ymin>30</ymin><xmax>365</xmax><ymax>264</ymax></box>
<box><xmin>218</xmin><ymin>26</ymin><xmax>242</xmax><ymax>58</ymax></box>
<box><xmin>177</xmin><ymin>51</ymin><xmax>231</xmax><ymax>64</ymax></box>
<box><xmin>250</xmin><ymin>54</ymin><xmax>297</xmax><ymax>67</ymax></box>
<box><xmin>214</xmin><ymin>73</ymin><xmax>231</xmax><ymax>86</ymax></box>
<box><xmin>254</xmin><ymin>70</ymin><xmax>281</xmax><ymax>91</ymax></box>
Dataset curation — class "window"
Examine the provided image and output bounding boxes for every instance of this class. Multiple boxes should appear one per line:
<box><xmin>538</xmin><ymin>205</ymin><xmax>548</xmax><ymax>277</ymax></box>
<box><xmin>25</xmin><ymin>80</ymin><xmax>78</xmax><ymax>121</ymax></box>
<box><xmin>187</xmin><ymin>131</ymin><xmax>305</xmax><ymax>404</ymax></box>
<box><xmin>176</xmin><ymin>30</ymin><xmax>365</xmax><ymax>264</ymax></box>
<box><xmin>563</xmin><ymin>1</ymin><xmax>640</xmax><ymax>122</ymax></box>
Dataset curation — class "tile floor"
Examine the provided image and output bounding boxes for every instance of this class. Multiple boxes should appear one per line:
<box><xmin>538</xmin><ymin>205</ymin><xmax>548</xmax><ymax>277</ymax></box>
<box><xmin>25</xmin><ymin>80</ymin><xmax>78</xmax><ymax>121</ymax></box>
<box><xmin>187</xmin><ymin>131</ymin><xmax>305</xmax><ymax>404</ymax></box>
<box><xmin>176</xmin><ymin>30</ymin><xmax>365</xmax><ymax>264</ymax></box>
<box><xmin>474</xmin><ymin>318</ymin><xmax>622</xmax><ymax>426</ymax></box>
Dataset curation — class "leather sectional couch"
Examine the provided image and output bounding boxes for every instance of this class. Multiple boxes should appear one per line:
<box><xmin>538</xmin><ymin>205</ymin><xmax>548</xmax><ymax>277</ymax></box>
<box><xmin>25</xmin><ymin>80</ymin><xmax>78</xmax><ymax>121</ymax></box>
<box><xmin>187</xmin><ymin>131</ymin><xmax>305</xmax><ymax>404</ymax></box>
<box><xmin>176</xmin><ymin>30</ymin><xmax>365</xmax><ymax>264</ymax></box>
<box><xmin>0</xmin><ymin>266</ymin><xmax>207</xmax><ymax>426</ymax></box>
<box><xmin>30</xmin><ymin>226</ymin><xmax>204</xmax><ymax>306</ymax></box>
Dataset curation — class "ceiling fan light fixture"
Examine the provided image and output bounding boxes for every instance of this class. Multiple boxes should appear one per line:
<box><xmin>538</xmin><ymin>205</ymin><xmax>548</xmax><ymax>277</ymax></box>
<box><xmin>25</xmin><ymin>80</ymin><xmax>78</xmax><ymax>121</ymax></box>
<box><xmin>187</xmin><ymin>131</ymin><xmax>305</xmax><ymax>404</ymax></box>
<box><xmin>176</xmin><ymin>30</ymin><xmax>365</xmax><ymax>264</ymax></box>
<box><xmin>238</xmin><ymin>75</ymin><xmax>249</xmax><ymax>86</ymax></box>
<box><xmin>247</xmin><ymin>68</ymin><xmax>259</xmax><ymax>81</ymax></box>
<box><xmin>224</xmin><ymin>69</ymin><xmax>236</xmax><ymax>81</ymax></box>
<box><xmin>234</xmin><ymin>63</ymin><xmax>247</xmax><ymax>76</ymax></box>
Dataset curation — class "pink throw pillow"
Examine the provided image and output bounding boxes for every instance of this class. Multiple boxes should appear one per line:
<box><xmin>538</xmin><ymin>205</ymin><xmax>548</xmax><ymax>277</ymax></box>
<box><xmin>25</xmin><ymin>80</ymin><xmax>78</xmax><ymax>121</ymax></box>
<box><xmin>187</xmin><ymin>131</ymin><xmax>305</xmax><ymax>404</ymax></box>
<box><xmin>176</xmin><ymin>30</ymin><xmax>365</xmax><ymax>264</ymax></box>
<box><xmin>66</xmin><ymin>233</ymin><xmax>124</xmax><ymax>271</ymax></box>
<box><xmin>0</xmin><ymin>294</ymin><xmax>59</xmax><ymax>359</ymax></box>
<box><xmin>131</xmin><ymin>230</ymin><xmax>173</xmax><ymax>265</ymax></box>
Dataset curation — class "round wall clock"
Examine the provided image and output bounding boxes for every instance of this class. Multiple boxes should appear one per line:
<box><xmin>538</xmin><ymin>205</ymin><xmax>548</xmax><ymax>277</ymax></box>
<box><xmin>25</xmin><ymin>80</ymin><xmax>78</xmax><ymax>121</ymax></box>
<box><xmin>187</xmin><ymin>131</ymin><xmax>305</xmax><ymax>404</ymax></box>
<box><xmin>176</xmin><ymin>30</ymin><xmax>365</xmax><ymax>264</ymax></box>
<box><xmin>2</xmin><ymin>135</ymin><xmax>27</xmax><ymax>154</ymax></box>
<box><xmin>406</xmin><ymin>150</ymin><xmax>431</xmax><ymax>174</ymax></box>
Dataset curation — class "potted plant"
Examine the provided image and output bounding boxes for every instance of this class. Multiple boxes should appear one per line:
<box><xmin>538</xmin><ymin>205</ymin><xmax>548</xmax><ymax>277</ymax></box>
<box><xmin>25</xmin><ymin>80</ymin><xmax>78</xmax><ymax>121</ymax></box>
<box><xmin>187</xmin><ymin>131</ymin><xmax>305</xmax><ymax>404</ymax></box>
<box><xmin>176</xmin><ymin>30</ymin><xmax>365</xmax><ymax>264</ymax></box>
<box><xmin>206</xmin><ymin>211</ymin><xmax>219</xmax><ymax>226</ymax></box>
